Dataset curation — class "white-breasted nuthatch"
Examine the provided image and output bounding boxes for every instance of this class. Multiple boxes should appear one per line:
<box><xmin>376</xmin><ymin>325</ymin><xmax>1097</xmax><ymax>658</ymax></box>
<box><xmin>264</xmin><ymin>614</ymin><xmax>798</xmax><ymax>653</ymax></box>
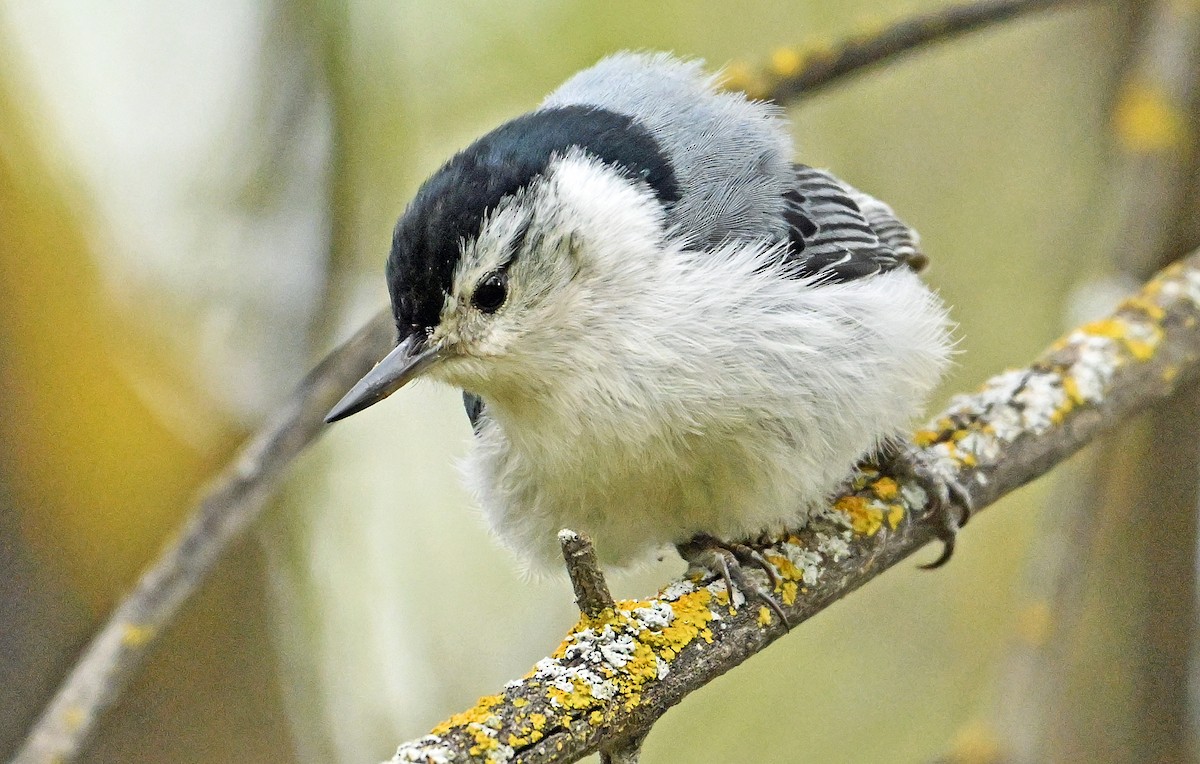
<box><xmin>326</xmin><ymin>53</ymin><xmax>962</xmax><ymax>610</ymax></box>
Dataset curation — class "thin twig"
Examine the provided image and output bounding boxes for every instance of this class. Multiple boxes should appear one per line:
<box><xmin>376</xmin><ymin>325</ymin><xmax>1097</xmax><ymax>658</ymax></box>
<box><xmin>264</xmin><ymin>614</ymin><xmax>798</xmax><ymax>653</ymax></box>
<box><xmin>723</xmin><ymin>0</ymin><xmax>1092</xmax><ymax>102</ymax></box>
<box><xmin>558</xmin><ymin>532</ymin><xmax>638</xmax><ymax>762</ymax></box>
<box><xmin>385</xmin><ymin>251</ymin><xmax>1200</xmax><ymax>763</ymax></box>
<box><xmin>9</xmin><ymin>312</ymin><xmax>395</xmax><ymax>764</ymax></box>
<box><xmin>9</xmin><ymin>2</ymin><xmax>1104</xmax><ymax>761</ymax></box>
<box><xmin>559</xmin><ymin>530</ymin><xmax>616</xmax><ymax>619</ymax></box>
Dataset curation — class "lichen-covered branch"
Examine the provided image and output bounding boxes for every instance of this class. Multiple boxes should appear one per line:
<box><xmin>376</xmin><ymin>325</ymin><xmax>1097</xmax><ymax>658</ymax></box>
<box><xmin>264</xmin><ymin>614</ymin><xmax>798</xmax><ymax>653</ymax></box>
<box><xmin>723</xmin><ymin>0</ymin><xmax>1090</xmax><ymax>102</ymax></box>
<box><xmin>387</xmin><ymin>251</ymin><xmax>1200</xmax><ymax>764</ymax></box>
<box><xmin>559</xmin><ymin>531</ymin><xmax>616</xmax><ymax>620</ymax></box>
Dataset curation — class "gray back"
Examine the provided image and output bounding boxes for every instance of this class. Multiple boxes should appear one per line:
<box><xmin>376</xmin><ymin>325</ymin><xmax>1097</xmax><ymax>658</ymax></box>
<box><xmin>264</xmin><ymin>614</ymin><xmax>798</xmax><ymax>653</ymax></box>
<box><xmin>541</xmin><ymin>53</ymin><xmax>794</xmax><ymax>248</ymax></box>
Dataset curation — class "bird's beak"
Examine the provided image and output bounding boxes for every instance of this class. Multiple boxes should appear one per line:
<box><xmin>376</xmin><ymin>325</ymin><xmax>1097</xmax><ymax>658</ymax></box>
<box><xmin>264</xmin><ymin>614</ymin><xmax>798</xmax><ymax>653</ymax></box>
<box><xmin>324</xmin><ymin>333</ymin><xmax>444</xmax><ymax>423</ymax></box>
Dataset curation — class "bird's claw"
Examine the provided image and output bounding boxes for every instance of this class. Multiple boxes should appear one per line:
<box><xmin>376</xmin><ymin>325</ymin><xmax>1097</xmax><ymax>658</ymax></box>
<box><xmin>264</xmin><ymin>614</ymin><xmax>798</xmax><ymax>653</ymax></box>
<box><xmin>676</xmin><ymin>534</ymin><xmax>790</xmax><ymax>628</ymax></box>
<box><xmin>876</xmin><ymin>440</ymin><xmax>973</xmax><ymax>569</ymax></box>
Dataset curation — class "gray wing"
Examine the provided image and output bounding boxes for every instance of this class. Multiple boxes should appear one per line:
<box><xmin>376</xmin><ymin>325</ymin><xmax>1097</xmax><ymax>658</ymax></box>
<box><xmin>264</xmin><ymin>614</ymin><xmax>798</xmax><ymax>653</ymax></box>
<box><xmin>784</xmin><ymin>165</ymin><xmax>926</xmax><ymax>281</ymax></box>
<box><xmin>463</xmin><ymin>391</ymin><xmax>485</xmax><ymax>433</ymax></box>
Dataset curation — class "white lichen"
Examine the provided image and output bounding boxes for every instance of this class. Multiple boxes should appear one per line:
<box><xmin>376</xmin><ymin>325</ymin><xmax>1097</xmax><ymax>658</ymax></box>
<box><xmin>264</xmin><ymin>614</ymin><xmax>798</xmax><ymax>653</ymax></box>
<box><xmin>1068</xmin><ymin>333</ymin><xmax>1119</xmax><ymax>403</ymax></box>
<box><xmin>948</xmin><ymin>369</ymin><xmax>1026</xmax><ymax>441</ymax></box>
<box><xmin>900</xmin><ymin>482</ymin><xmax>929</xmax><ymax>512</ymax></box>
<box><xmin>462</xmin><ymin>724</ymin><xmax>514</xmax><ymax>764</ymax></box>
<box><xmin>1128</xmin><ymin>318</ymin><xmax>1161</xmax><ymax>345</ymax></box>
<box><xmin>389</xmin><ymin>735</ymin><xmax>455</xmax><ymax>764</ymax></box>
<box><xmin>1014</xmin><ymin>371</ymin><xmax>1066</xmax><ymax>435</ymax></box>
<box><xmin>598</xmin><ymin>634</ymin><xmax>637</xmax><ymax>668</ymax></box>
<box><xmin>590</xmin><ymin>676</ymin><xmax>619</xmax><ymax>700</ymax></box>
<box><xmin>1182</xmin><ymin>268</ymin><xmax>1200</xmax><ymax>306</ymax></box>
<box><xmin>780</xmin><ymin>542</ymin><xmax>823</xmax><ymax>586</ymax></box>
<box><xmin>631</xmin><ymin>601</ymin><xmax>675</xmax><ymax>629</ymax></box>
<box><xmin>955</xmin><ymin>430</ymin><xmax>998</xmax><ymax>464</ymax></box>
<box><xmin>811</xmin><ymin>503</ymin><xmax>855</xmax><ymax>530</ymax></box>
<box><xmin>928</xmin><ymin>441</ymin><xmax>963</xmax><ymax>481</ymax></box>
<box><xmin>660</xmin><ymin>580</ymin><xmax>697</xmax><ymax>602</ymax></box>
<box><xmin>706</xmin><ymin>579</ymin><xmax>747</xmax><ymax>607</ymax></box>
<box><xmin>816</xmin><ymin>532</ymin><xmax>851</xmax><ymax>562</ymax></box>
<box><xmin>656</xmin><ymin>656</ymin><xmax>671</xmax><ymax>680</ymax></box>
<box><xmin>539</xmin><ymin>614</ymin><xmax>664</xmax><ymax>704</ymax></box>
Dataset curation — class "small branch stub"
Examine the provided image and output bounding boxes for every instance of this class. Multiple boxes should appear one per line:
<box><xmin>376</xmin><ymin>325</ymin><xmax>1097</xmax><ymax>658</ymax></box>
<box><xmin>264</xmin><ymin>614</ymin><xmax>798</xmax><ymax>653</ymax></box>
<box><xmin>559</xmin><ymin>529</ymin><xmax>616</xmax><ymax>618</ymax></box>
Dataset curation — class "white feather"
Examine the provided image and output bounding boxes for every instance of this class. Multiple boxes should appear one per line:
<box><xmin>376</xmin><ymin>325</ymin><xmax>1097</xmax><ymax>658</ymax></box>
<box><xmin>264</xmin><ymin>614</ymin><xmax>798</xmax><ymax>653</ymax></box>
<box><xmin>429</xmin><ymin>154</ymin><xmax>953</xmax><ymax>571</ymax></box>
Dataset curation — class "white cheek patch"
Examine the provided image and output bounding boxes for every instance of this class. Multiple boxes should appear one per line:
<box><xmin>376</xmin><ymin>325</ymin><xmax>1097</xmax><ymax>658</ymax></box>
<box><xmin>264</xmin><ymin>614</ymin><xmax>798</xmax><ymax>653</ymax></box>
<box><xmin>431</xmin><ymin>152</ymin><xmax>670</xmax><ymax>361</ymax></box>
<box><xmin>541</xmin><ymin>152</ymin><xmax>668</xmax><ymax>260</ymax></box>
<box><xmin>437</xmin><ymin>203</ymin><xmax>532</xmax><ymax>339</ymax></box>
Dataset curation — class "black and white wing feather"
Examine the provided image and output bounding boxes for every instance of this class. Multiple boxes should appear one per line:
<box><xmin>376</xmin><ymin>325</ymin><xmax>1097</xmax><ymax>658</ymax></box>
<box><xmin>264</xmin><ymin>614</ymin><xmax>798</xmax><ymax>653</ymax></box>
<box><xmin>783</xmin><ymin>165</ymin><xmax>925</xmax><ymax>281</ymax></box>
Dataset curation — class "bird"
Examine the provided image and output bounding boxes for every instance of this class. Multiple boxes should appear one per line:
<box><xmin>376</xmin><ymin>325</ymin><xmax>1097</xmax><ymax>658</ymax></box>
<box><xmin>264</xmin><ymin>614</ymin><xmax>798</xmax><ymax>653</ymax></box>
<box><xmin>325</xmin><ymin>52</ymin><xmax>963</xmax><ymax>615</ymax></box>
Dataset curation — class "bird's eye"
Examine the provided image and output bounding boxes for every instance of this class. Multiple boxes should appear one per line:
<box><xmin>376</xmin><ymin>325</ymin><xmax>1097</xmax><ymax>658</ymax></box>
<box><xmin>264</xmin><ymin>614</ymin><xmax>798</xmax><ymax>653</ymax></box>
<box><xmin>472</xmin><ymin>272</ymin><xmax>508</xmax><ymax>313</ymax></box>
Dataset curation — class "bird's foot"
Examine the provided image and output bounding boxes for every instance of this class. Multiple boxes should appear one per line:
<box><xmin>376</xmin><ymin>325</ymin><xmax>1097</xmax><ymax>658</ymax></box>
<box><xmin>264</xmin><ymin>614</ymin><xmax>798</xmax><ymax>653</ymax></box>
<box><xmin>875</xmin><ymin>439</ymin><xmax>973</xmax><ymax>569</ymax></box>
<box><xmin>675</xmin><ymin>534</ymin><xmax>790</xmax><ymax>628</ymax></box>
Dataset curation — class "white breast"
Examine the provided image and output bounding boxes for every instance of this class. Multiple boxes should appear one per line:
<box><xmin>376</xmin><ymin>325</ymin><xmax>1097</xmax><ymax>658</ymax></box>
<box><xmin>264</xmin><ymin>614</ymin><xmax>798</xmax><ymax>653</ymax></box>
<box><xmin>459</xmin><ymin>259</ymin><xmax>952</xmax><ymax>572</ymax></box>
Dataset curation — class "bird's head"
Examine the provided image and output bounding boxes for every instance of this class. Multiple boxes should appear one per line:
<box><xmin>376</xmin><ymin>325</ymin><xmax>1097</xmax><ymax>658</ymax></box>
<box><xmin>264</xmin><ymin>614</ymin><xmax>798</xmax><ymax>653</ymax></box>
<box><xmin>325</xmin><ymin>106</ymin><xmax>681</xmax><ymax>423</ymax></box>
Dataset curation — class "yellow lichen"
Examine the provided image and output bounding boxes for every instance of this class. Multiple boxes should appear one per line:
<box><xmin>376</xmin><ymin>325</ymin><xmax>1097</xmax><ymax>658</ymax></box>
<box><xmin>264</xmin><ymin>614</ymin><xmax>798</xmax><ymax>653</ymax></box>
<box><xmin>769</xmin><ymin>47</ymin><xmax>803</xmax><ymax>76</ymax></box>
<box><xmin>522</xmin><ymin>589</ymin><xmax>721</xmax><ymax>717</ymax></box>
<box><xmin>913</xmin><ymin>429</ymin><xmax>939</xmax><ymax>447</ymax></box>
<box><xmin>765</xmin><ymin>552</ymin><xmax>802</xmax><ymax>582</ymax></box>
<box><xmin>1062</xmin><ymin>376</ymin><xmax>1084</xmax><ymax>406</ymax></box>
<box><xmin>547</xmin><ymin>678</ymin><xmax>599</xmax><ymax>712</ymax></box>
<box><xmin>757</xmin><ymin>606</ymin><xmax>773</xmax><ymax>627</ymax></box>
<box><xmin>886</xmin><ymin>504</ymin><xmax>904</xmax><ymax>530</ymax></box>
<box><xmin>431</xmin><ymin>694</ymin><xmax>503</xmax><ymax>736</ymax></box>
<box><xmin>781</xmin><ymin>581</ymin><xmax>799</xmax><ymax>606</ymax></box>
<box><xmin>121</xmin><ymin>623</ymin><xmax>154</xmax><ymax>647</ymax></box>
<box><xmin>1120</xmin><ymin>294</ymin><xmax>1166</xmax><ymax>322</ymax></box>
<box><xmin>1081</xmin><ymin>318</ymin><xmax>1161</xmax><ymax>361</ymax></box>
<box><xmin>63</xmin><ymin>707</ymin><xmax>84</xmax><ymax>732</ymax></box>
<box><xmin>1114</xmin><ymin>80</ymin><xmax>1187</xmax><ymax>153</ymax></box>
<box><xmin>658</xmin><ymin>591</ymin><xmax>715</xmax><ymax>644</ymax></box>
<box><xmin>1127</xmin><ymin>324</ymin><xmax>1165</xmax><ymax>361</ymax></box>
<box><xmin>469</xmin><ymin>730</ymin><xmax>500</xmax><ymax>756</ymax></box>
<box><xmin>871</xmin><ymin>477</ymin><xmax>898</xmax><ymax>501</ymax></box>
<box><xmin>834</xmin><ymin>495</ymin><xmax>884</xmax><ymax>536</ymax></box>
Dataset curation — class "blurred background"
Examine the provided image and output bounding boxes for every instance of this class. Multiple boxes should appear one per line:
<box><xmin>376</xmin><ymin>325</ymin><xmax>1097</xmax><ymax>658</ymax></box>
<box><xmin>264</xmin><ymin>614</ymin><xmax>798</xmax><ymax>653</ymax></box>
<box><xmin>4</xmin><ymin>1</ymin><xmax>1193</xmax><ymax>762</ymax></box>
